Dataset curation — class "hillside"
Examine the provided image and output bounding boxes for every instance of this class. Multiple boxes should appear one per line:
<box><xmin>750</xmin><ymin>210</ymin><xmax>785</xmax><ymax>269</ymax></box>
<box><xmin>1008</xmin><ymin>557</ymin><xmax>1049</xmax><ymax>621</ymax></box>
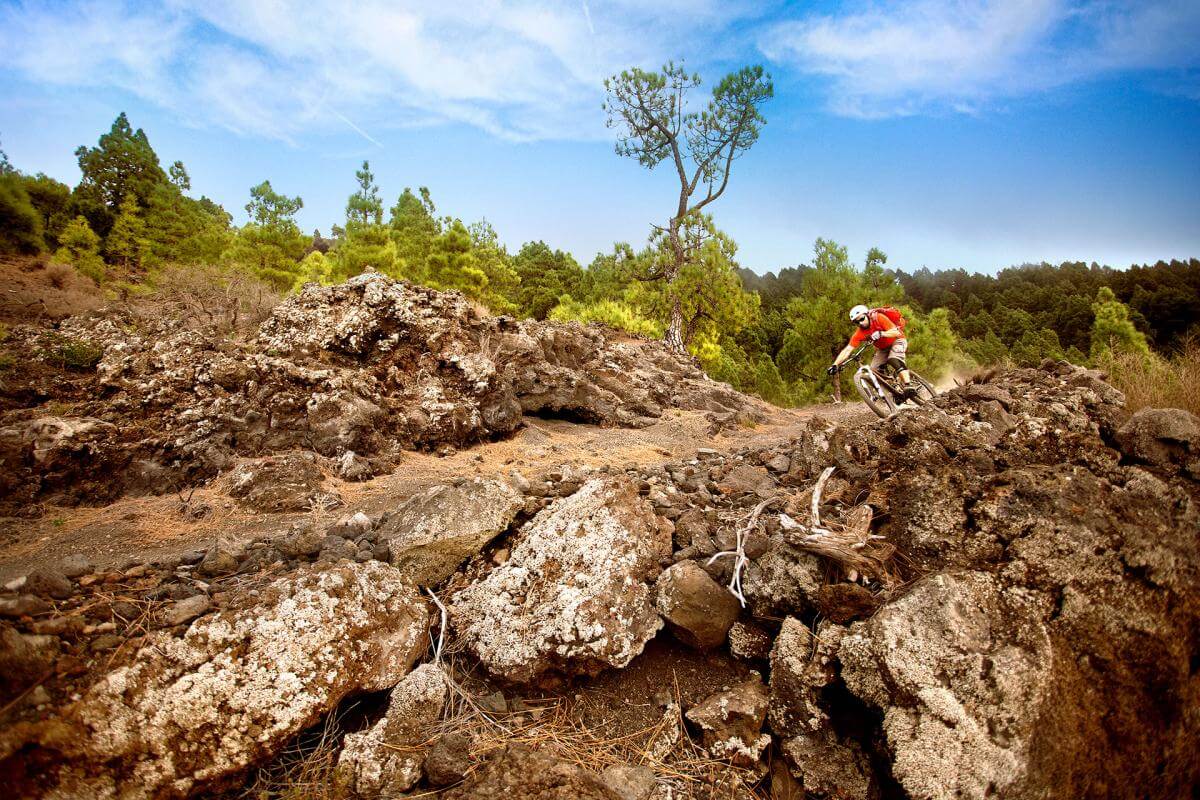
<box><xmin>0</xmin><ymin>272</ymin><xmax>1197</xmax><ymax>799</ymax></box>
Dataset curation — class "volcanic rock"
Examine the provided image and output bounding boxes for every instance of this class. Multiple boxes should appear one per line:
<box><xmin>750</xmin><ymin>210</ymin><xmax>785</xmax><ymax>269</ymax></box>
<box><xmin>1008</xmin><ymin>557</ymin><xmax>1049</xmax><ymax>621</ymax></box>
<box><xmin>685</xmin><ymin>674</ymin><xmax>771</xmax><ymax>766</ymax></box>
<box><xmin>653</xmin><ymin>560</ymin><xmax>740</xmax><ymax>650</ymax></box>
<box><xmin>379</xmin><ymin>478</ymin><xmax>524</xmax><ymax>586</ymax></box>
<box><xmin>451</xmin><ymin>477</ymin><xmax>671</xmax><ymax>684</ymax></box>
<box><xmin>0</xmin><ymin>561</ymin><xmax>429</xmax><ymax>798</ymax></box>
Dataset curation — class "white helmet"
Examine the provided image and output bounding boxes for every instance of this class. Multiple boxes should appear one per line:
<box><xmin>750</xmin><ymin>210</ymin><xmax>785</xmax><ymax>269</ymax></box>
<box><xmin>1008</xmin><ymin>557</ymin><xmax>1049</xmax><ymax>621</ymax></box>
<box><xmin>849</xmin><ymin>304</ymin><xmax>869</xmax><ymax>322</ymax></box>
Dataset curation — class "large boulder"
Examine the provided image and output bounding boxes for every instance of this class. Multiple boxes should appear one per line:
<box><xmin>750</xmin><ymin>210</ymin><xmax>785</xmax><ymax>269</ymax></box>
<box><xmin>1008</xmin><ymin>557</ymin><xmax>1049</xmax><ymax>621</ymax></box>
<box><xmin>840</xmin><ymin>571</ymin><xmax>1054</xmax><ymax>800</ymax></box>
<box><xmin>378</xmin><ymin>478</ymin><xmax>524</xmax><ymax>586</ymax></box>
<box><xmin>451</xmin><ymin>477</ymin><xmax>671</xmax><ymax>684</ymax></box>
<box><xmin>0</xmin><ymin>561</ymin><xmax>429</xmax><ymax>799</ymax></box>
<box><xmin>227</xmin><ymin>452</ymin><xmax>340</xmax><ymax>512</ymax></box>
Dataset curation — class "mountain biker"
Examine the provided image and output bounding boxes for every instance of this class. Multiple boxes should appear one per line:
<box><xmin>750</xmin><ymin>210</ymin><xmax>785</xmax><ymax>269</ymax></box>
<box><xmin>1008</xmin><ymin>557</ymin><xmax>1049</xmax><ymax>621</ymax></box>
<box><xmin>827</xmin><ymin>304</ymin><xmax>916</xmax><ymax>396</ymax></box>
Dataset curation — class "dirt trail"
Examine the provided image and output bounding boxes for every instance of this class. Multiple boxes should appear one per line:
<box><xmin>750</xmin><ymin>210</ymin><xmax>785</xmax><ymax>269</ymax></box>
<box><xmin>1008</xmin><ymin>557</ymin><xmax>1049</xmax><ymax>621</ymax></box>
<box><xmin>0</xmin><ymin>403</ymin><xmax>870</xmax><ymax>583</ymax></box>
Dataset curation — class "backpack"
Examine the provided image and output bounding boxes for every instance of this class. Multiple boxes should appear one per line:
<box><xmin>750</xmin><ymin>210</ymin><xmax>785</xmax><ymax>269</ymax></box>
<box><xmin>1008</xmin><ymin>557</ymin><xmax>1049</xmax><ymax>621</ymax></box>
<box><xmin>872</xmin><ymin>306</ymin><xmax>906</xmax><ymax>331</ymax></box>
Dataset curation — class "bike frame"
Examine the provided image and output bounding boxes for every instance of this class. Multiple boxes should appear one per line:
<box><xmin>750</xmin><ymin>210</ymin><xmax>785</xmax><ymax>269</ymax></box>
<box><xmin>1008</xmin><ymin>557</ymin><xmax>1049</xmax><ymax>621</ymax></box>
<box><xmin>846</xmin><ymin>344</ymin><xmax>901</xmax><ymax>399</ymax></box>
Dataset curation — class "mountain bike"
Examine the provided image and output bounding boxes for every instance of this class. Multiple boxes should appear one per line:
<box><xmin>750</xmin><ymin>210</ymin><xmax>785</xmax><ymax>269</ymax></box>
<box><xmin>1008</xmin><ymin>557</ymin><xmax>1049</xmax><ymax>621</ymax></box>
<box><xmin>836</xmin><ymin>343</ymin><xmax>937</xmax><ymax>418</ymax></box>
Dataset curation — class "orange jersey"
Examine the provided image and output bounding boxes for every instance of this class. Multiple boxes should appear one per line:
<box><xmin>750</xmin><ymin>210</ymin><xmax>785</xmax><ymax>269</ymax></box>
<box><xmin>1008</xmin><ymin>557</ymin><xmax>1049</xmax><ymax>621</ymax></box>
<box><xmin>850</xmin><ymin>312</ymin><xmax>904</xmax><ymax>350</ymax></box>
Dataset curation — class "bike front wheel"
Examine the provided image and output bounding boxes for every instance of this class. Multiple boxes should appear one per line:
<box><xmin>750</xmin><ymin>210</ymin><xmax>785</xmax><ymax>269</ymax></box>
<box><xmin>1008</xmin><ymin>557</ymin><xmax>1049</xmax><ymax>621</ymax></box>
<box><xmin>854</xmin><ymin>370</ymin><xmax>896</xmax><ymax>418</ymax></box>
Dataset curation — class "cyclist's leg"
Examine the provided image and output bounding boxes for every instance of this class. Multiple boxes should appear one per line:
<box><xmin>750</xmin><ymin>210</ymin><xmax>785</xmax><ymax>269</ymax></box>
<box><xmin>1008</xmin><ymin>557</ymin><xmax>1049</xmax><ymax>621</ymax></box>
<box><xmin>888</xmin><ymin>339</ymin><xmax>912</xmax><ymax>389</ymax></box>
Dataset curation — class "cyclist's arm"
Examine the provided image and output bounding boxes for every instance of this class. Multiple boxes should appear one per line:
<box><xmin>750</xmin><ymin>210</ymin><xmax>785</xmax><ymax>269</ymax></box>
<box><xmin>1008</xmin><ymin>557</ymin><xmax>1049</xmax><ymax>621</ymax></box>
<box><xmin>832</xmin><ymin>343</ymin><xmax>855</xmax><ymax>366</ymax></box>
<box><xmin>876</xmin><ymin>317</ymin><xmax>902</xmax><ymax>339</ymax></box>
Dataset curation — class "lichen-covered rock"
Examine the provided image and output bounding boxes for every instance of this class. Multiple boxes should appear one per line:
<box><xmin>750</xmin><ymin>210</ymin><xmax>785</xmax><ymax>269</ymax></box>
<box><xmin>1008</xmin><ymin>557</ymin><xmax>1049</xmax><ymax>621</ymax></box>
<box><xmin>741</xmin><ymin>538</ymin><xmax>824</xmax><ymax>618</ymax></box>
<box><xmin>379</xmin><ymin>478</ymin><xmax>524</xmax><ymax>586</ymax></box>
<box><xmin>767</xmin><ymin>618</ymin><xmax>844</xmax><ymax>740</ymax></box>
<box><xmin>451</xmin><ymin>477</ymin><xmax>671</xmax><ymax>684</ymax></box>
<box><xmin>684</xmin><ymin>675</ymin><xmax>771</xmax><ymax>766</ymax></box>
<box><xmin>0</xmin><ymin>561</ymin><xmax>429</xmax><ymax>799</ymax></box>
<box><xmin>780</xmin><ymin>729</ymin><xmax>873</xmax><ymax>800</ymax></box>
<box><xmin>227</xmin><ymin>452</ymin><xmax>340</xmax><ymax>512</ymax></box>
<box><xmin>653</xmin><ymin>560</ymin><xmax>740</xmax><ymax>650</ymax></box>
<box><xmin>335</xmin><ymin>663</ymin><xmax>447</xmax><ymax>797</ymax></box>
<box><xmin>840</xmin><ymin>571</ymin><xmax>1054</xmax><ymax>800</ymax></box>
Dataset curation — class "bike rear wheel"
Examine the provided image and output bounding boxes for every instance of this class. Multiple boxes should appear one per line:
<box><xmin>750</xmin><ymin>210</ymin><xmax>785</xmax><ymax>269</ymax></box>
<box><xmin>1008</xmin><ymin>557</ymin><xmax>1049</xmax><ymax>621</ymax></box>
<box><xmin>854</xmin><ymin>370</ymin><xmax>896</xmax><ymax>418</ymax></box>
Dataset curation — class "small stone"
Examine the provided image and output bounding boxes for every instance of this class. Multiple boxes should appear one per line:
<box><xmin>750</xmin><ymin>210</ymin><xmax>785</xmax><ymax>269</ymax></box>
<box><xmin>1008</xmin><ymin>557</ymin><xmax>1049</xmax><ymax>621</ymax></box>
<box><xmin>654</xmin><ymin>560</ymin><xmax>740</xmax><ymax>650</ymax></box>
<box><xmin>766</xmin><ymin>453</ymin><xmax>792</xmax><ymax>473</ymax></box>
<box><xmin>25</xmin><ymin>569</ymin><xmax>73</xmax><ymax>600</ymax></box>
<box><xmin>166</xmin><ymin>594</ymin><xmax>211</xmax><ymax>627</ymax></box>
<box><xmin>0</xmin><ymin>594</ymin><xmax>51</xmax><ymax>618</ymax></box>
<box><xmin>279</xmin><ymin>523</ymin><xmax>324</xmax><ymax>558</ymax></box>
<box><xmin>59</xmin><ymin>554</ymin><xmax>95</xmax><ymax>579</ymax></box>
<box><xmin>197</xmin><ymin>548</ymin><xmax>239</xmax><ymax>578</ymax></box>
<box><xmin>600</xmin><ymin>764</ymin><xmax>658</xmax><ymax>800</ymax></box>
<box><xmin>685</xmin><ymin>675</ymin><xmax>771</xmax><ymax>767</ymax></box>
<box><xmin>90</xmin><ymin>633</ymin><xmax>123</xmax><ymax>651</ymax></box>
<box><xmin>328</xmin><ymin>511</ymin><xmax>373</xmax><ymax>539</ymax></box>
<box><xmin>728</xmin><ymin>621</ymin><xmax>773</xmax><ymax>661</ymax></box>
<box><xmin>478</xmin><ymin>691</ymin><xmax>508</xmax><ymax>714</ymax></box>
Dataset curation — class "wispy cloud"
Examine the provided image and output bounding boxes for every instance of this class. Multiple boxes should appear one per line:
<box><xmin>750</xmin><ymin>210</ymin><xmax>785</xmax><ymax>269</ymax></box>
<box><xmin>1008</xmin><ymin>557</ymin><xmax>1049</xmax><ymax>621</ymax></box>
<box><xmin>760</xmin><ymin>0</ymin><xmax>1200</xmax><ymax>118</ymax></box>
<box><xmin>0</xmin><ymin>0</ymin><xmax>753</xmax><ymax>142</ymax></box>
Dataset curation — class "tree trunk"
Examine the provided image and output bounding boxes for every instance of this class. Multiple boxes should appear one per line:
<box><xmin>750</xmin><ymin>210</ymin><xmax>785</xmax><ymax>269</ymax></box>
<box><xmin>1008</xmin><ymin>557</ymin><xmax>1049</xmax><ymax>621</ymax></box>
<box><xmin>664</xmin><ymin>295</ymin><xmax>686</xmax><ymax>353</ymax></box>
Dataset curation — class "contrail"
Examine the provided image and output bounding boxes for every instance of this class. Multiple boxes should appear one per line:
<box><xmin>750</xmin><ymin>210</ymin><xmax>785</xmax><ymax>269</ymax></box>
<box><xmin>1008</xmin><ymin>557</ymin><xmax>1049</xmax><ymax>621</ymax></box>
<box><xmin>330</xmin><ymin>108</ymin><xmax>383</xmax><ymax>148</ymax></box>
<box><xmin>581</xmin><ymin>0</ymin><xmax>594</xmax><ymax>35</ymax></box>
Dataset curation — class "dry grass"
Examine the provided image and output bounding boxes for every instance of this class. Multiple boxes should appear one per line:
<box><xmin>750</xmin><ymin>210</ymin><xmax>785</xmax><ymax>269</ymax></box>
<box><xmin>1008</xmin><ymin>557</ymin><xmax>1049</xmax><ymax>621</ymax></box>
<box><xmin>0</xmin><ymin>255</ymin><xmax>105</xmax><ymax>323</ymax></box>
<box><xmin>1105</xmin><ymin>340</ymin><xmax>1200</xmax><ymax>418</ymax></box>
<box><xmin>123</xmin><ymin>263</ymin><xmax>283</xmax><ymax>337</ymax></box>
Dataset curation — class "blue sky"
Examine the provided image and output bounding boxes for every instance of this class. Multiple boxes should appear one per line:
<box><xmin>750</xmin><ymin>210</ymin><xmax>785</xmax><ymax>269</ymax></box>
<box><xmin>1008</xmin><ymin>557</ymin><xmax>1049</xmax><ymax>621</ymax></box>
<box><xmin>1</xmin><ymin>0</ymin><xmax>1197</xmax><ymax>275</ymax></box>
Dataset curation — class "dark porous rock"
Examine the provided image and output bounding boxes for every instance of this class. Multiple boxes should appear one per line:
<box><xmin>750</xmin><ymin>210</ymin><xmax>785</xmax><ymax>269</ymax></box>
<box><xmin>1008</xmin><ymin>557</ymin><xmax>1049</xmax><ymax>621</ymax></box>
<box><xmin>1115</xmin><ymin>407</ymin><xmax>1200</xmax><ymax>478</ymax></box>
<box><xmin>727</xmin><ymin>621</ymin><xmax>774</xmax><ymax>661</ymax></box>
<box><xmin>424</xmin><ymin>731</ymin><xmax>474</xmax><ymax>787</ymax></box>
<box><xmin>0</xmin><ymin>626</ymin><xmax>60</xmax><ymax>695</ymax></box>
<box><xmin>654</xmin><ymin>560</ymin><xmax>740</xmax><ymax>650</ymax></box>
<box><xmin>442</xmin><ymin>745</ymin><xmax>620</xmax><ymax>800</ymax></box>
<box><xmin>815</xmin><ymin>583</ymin><xmax>881</xmax><ymax>624</ymax></box>
<box><xmin>717</xmin><ymin>464</ymin><xmax>776</xmax><ymax>499</ymax></box>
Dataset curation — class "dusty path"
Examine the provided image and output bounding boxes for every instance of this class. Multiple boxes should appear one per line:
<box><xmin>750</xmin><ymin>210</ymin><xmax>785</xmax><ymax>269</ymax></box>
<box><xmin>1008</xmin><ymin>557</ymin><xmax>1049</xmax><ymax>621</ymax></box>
<box><xmin>0</xmin><ymin>403</ymin><xmax>872</xmax><ymax>583</ymax></box>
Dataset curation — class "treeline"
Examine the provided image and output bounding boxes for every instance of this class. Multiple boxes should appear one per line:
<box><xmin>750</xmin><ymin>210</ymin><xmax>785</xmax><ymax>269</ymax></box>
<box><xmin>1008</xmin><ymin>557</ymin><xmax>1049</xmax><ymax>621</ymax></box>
<box><xmin>1</xmin><ymin>114</ymin><xmax>1194</xmax><ymax>408</ymax></box>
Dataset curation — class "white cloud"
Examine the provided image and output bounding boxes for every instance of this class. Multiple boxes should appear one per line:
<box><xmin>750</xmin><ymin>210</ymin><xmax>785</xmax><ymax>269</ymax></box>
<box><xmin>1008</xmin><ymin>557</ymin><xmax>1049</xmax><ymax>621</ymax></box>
<box><xmin>0</xmin><ymin>0</ymin><xmax>757</xmax><ymax>142</ymax></box>
<box><xmin>760</xmin><ymin>0</ymin><xmax>1200</xmax><ymax>117</ymax></box>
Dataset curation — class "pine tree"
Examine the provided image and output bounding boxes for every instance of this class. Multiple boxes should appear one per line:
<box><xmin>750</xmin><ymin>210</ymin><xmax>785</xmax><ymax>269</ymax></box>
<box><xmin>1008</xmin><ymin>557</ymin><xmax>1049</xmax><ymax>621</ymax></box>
<box><xmin>105</xmin><ymin>196</ymin><xmax>148</xmax><ymax>268</ymax></box>
<box><xmin>55</xmin><ymin>215</ymin><xmax>106</xmax><ymax>283</ymax></box>
<box><xmin>1090</xmin><ymin>286</ymin><xmax>1150</xmax><ymax>362</ymax></box>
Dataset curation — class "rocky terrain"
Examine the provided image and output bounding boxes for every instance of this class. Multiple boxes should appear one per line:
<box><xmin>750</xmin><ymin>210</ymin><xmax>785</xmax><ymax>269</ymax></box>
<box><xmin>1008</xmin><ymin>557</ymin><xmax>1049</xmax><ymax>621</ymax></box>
<box><xmin>0</xmin><ymin>272</ymin><xmax>760</xmax><ymax>514</ymax></box>
<box><xmin>1</xmin><ymin>276</ymin><xmax>1198</xmax><ymax>799</ymax></box>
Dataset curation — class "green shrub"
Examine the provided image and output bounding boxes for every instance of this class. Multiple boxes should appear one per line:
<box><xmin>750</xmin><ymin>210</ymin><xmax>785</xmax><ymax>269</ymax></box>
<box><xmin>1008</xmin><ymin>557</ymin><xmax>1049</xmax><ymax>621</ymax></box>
<box><xmin>38</xmin><ymin>332</ymin><xmax>104</xmax><ymax>370</ymax></box>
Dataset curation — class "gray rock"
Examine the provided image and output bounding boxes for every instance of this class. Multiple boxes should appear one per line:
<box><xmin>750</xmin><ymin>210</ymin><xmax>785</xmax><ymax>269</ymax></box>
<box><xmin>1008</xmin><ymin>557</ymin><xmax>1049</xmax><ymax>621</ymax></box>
<box><xmin>165</xmin><ymin>594</ymin><xmax>210</xmax><ymax>627</ymax></box>
<box><xmin>25</xmin><ymin>569</ymin><xmax>73</xmax><ymax>600</ymax></box>
<box><xmin>59</xmin><ymin>554</ymin><xmax>95</xmax><ymax>579</ymax></box>
<box><xmin>654</xmin><ymin>560</ymin><xmax>740</xmax><ymax>650</ymax></box>
<box><xmin>380</xmin><ymin>479</ymin><xmax>524</xmax><ymax>586</ymax></box>
<box><xmin>765</xmin><ymin>453</ymin><xmax>791</xmax><ymax>473</ymax></box>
